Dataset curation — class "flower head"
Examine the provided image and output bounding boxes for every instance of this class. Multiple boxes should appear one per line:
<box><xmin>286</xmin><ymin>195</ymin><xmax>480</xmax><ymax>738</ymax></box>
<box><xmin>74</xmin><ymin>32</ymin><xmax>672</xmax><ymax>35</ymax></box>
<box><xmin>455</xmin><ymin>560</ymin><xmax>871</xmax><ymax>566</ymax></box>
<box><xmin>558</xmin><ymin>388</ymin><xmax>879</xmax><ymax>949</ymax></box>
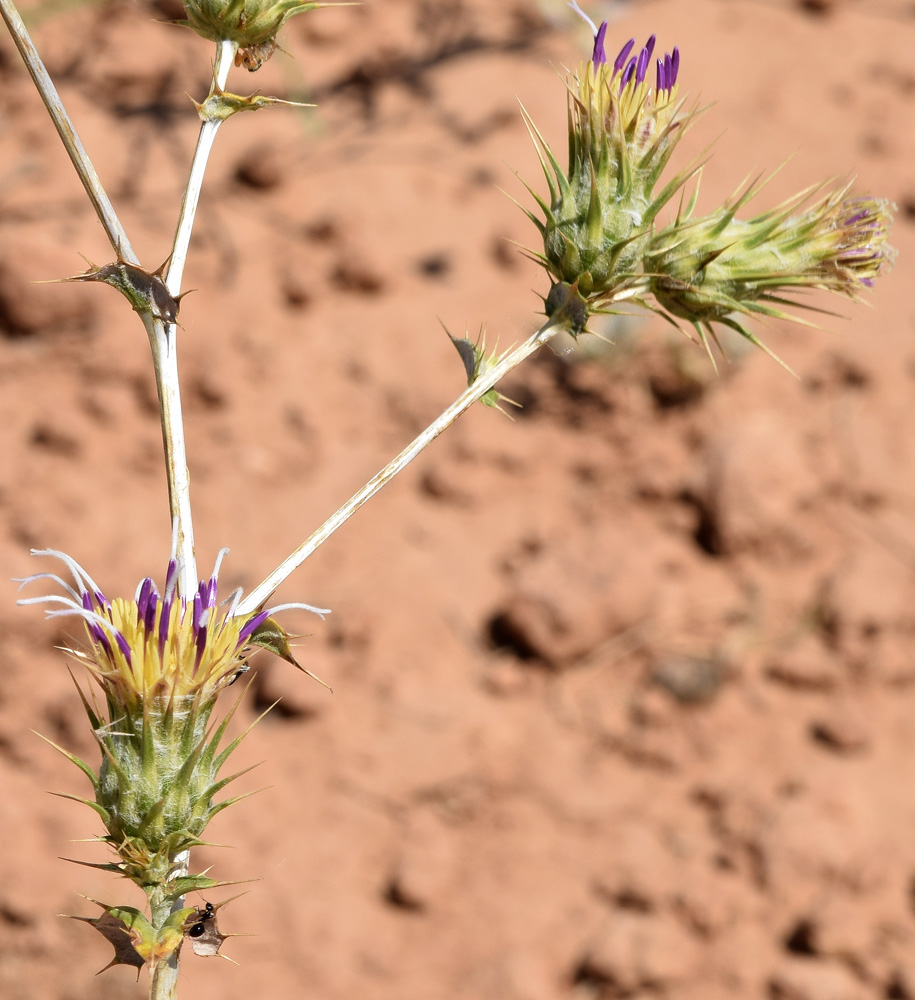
<box><xmin>645</xmin><ymin>180</ymin><xmax>896</xmax><ymax>367</ymax></box>
<box><xmin>18</xmin><ymin>541</ymin><xmax>328</xmax><ymax>715</ymax></box>
<box><xmin>518</xmin><ymin>6</ymin><xmax>896</xmax><ymax>361</ymax></box>
<box><xmin>17</xmin><ymin>537</ymin><xmax>329</xmax><ymax>883</ymax></box>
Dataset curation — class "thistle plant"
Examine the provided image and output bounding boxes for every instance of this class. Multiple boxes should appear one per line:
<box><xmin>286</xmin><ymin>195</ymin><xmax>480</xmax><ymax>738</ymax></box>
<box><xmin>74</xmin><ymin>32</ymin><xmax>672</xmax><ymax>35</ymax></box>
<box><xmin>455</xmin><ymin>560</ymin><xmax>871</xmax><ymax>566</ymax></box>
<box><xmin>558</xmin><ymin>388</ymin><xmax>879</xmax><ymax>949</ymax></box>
<box><xmin>2</xmin><ymin>0</ymin><xmax>895</xmax><ymax>996</ymax></box>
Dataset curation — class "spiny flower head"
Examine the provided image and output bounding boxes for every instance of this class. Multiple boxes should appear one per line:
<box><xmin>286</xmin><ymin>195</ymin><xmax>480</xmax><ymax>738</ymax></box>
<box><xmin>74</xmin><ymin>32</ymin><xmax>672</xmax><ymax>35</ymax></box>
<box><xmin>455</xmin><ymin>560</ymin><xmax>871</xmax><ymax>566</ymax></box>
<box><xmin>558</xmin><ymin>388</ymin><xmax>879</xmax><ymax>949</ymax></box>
<box><xmin>17</xmin><ymin>537</ymin><xmax>329</xmax><ymax>878</ymax></box>
<box><xmin>645</xmin><ymin>179</ymin><xmax>896</xmax><ymax>367</ymax></box>
<box><xmin>522</xmin><ymin>10</ymin><xmax>697</xmax><ymax>318</ymax></box>
<box><xmin>17</xmin><ymin>540</ymin><xmax>328</xmax><ymax>715</ymax></box>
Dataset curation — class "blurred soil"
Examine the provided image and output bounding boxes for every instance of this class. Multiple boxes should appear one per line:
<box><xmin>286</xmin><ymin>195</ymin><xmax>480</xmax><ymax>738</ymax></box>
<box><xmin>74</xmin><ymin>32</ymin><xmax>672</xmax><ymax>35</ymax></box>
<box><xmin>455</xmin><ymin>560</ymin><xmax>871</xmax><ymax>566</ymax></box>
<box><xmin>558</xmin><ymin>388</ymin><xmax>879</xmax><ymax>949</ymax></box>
<box><xmin>0</xmin><ymin>0</ymin><xmax>914</xmax><ymax>998</ymax></box>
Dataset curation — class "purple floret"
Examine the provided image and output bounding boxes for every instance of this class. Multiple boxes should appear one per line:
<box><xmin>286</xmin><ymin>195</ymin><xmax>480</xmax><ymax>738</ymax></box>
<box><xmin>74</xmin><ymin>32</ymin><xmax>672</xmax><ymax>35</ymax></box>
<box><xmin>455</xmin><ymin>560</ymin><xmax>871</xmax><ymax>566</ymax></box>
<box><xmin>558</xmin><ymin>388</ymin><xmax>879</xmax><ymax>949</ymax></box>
<box><xmin>194</xmin><ymin>621</ymin><xmax>208</xmax><ymax>669</ymax></box>
<box><xmin>636</xmin><ymin>47</ymin><xmax>649</xmax><ymax>84</ymax></box>
<box><xmin>656</xmin><ymin>49</ymin><xmax>679</xmax><ymax>94</ymax></box>
<box><xmin>237</xmin><ymin>609</ymin><xmax>271</xmax><ymax>646</ymax></box>
<box><xmin>143</xmin><ymin>592</ymin><xmax>158</xmax><ymax>635</ymax></box>
<box><xmin>613</xmin><ymin>37</ymin><xmax>636</xmax><ymax>75</ymax></box>
<box><xmin>136</xmin><ymin>577</ymin><xmax>153</xmax><ymax>621</ymax></box>
<box><xmin>115</xmin><ymin>631</ymin><xmax>132</xmax><ymax>665</ymax></box>
<box><xmin>163</xmin><ymin>557</ymin><xmax>178</xmax><ymax>600</ymax></box>
<box><xmin>592</xmin><ymin>21</ymin><xmax>608</xmax><ymax>67</ymax></box>
<box><xmin>158</xmin><ymin>596</ymin><xmax>172</xmax><ymax>658</ymax></box>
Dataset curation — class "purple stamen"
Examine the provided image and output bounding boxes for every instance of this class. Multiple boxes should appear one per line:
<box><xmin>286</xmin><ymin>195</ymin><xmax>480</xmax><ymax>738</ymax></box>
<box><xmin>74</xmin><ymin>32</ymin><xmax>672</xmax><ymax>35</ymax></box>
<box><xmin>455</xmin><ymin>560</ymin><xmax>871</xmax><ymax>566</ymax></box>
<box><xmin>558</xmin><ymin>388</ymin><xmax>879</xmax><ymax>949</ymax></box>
<box><xmin>237</xmin><ymin>609</ymin><xmax>271</xmax><ymax>646</ymax></box>
<box><xmin>656</xmin><ymin>58</ymin><xmax>666</xmax><ymax>93</ymax></box>
<box><xmin>613</xmin><ymin>37</ymin><xmax>636</xmax><ymax>75</ymax></box>
<box><xmin>620</xmin><ymin>58</ymin><xmax>636</xmax><ymax>93</ymax></box>
<box><xmin>143</xmin><ymin>592</ymin><xmax>158</xmax><ymax>635</ymax></box>
<box><xmin>670</xmin><ymin>47</ymin><xmax>680</xmax><ymax>87</ymax></box>
<box><xmin>194</xmin><ymin>622</ymin><xmax>208</xmax><ymax>670</ymax></box>
<box><xmin>163</xmin><ymin>558</ymin><xmax>178</xmax><ymax>602</ymax></box>
<box><xmin>193</xmin><ymin>587</ymin><xmax>205</xmax><ymax>631</ymax></box>
<box><xmin>637</xmin><ymin>34</ymin><xmax>656</xmax><ymax>84</ymax></box>
<box><xmin>115</xmin><ymin>631</ymin><xmax>132</xmax><ymax>665</ymax></box>
<box><xmin>592</xmin><ymin>21</ymin><xmax>607</xmax><ymax>67</ymax></box>
<box><xmin>843</xmin><ymin>209</ymin><xmax>869</xmax><ymax>227</ymax></box>
<box><xmin>158</xmin><ymin>597</ymin><xmax>172</xmax><ymax>659</ymax></box>
<box><xmin>136</xmin><ymin>578</ymin><xmax>153</xmax><ymax>623</ymax></box>
<box><xmin>636</xmin><ymin>47</ymin><xmax>649</xmax><ymax>85</ymax></box>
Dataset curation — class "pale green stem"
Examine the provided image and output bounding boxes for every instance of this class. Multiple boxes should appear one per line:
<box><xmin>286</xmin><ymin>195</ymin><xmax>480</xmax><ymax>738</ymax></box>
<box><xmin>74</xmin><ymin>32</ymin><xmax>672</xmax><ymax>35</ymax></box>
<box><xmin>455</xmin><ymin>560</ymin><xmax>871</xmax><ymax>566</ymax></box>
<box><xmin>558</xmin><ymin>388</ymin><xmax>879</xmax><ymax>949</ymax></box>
<box><xmin>148</xmin><ymin>889</ymin><xmax>179</xmax><ymax>1000</ymax></box>
<box><xmin>150</xmin><ymin>961</ymin><xmax>178</xmax><ymax>1000</ymax></box>
<box><xmin>0</xmin><ymin>0</ymin><xmax>136</xmax><ymax>262</ymax></box>
<box><xmin>237</xmin><ymin>319</ymin><xmax>563</xmax><ymax>615</ymax></box>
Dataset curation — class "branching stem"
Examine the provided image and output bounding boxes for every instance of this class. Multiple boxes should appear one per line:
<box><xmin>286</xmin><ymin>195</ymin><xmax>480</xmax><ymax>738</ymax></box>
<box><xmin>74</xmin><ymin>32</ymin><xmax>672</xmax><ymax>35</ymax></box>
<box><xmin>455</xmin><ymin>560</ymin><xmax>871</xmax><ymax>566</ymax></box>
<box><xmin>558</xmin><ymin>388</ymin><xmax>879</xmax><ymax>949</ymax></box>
<box><xmin>154</xmin><ymin>38</ymin><xmax>237</xmax><ymax>595</ymax></box>
<box><xmin>167</xmin><ymin>38</ymin><xmax>237</xmax><ymax>294</ymax></box>
<box><xmin>237</xmin><ymin>318</ymin><xmax>563</xmax><ymax>614</ymax></box>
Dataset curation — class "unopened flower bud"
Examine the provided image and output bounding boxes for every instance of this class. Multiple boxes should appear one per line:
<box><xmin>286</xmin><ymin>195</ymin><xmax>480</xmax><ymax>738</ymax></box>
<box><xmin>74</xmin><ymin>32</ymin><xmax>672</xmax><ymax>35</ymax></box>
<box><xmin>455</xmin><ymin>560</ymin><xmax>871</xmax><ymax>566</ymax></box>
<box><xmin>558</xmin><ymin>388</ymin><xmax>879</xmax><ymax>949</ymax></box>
<box><xmin>522</xmin><ymin>19</ymin><xmax>697</xmax><ymax>323</ymax></box>
<box><xmin>181</xmin><ymin>0</ymin><xmax>337</xmax><ymax>59</ymax></box>
<box><xmin>645</xmin><ymin>182</ymin><xmax>896</xmax><ymax>361</ymax></box>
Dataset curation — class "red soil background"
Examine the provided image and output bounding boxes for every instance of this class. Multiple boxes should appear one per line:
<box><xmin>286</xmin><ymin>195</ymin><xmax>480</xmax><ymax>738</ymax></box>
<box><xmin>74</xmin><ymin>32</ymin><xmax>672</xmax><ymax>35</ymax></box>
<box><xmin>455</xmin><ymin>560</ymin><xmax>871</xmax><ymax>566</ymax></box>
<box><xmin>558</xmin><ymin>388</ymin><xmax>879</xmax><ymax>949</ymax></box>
<box><xmin>0</xmin><ymin>0</ymin><xmax>913</xmax><ymax>997</ymax></box>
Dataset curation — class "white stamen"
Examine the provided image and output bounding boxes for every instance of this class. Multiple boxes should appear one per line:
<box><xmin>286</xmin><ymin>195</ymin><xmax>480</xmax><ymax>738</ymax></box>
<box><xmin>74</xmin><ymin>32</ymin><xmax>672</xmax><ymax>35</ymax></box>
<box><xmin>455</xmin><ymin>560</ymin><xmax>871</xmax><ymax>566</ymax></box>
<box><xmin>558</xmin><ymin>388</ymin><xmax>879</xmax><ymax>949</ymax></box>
<box><xmin>29</xmin><ymin>548</ymin><xmax>106</xmax><ymax>602</ymax></box>
<box><xmin>567</xmin><ymin>1</ymin><xmax>598</xmax><ymax>35</ymax></box>
<box><xmin>261</xmin><ymin>601</ymin><xmax>332</xmax><ymax>620</ymax></box>
<box><xmin>43</xmin><ymin>606</ymin><xmax>125</xmax><ymax>642</ymax></box>
<box><xmin>14</xmin><ymin>572</ymin><xmax>82</xmax><ymax>604</ymax></box>
<box><xmin>17</xmin><ymin>593</ymin><xmax>83</xmax><ymax>610</ymax></box>
<box><xmin>210</xmin><ymin>546</ymin><xmax>230</xmax><ymax>581</ymax></box>
<box><xmin>222</xmin><ymin>587</ymin><xmax>243</xmax><ymax>616</ymax></box>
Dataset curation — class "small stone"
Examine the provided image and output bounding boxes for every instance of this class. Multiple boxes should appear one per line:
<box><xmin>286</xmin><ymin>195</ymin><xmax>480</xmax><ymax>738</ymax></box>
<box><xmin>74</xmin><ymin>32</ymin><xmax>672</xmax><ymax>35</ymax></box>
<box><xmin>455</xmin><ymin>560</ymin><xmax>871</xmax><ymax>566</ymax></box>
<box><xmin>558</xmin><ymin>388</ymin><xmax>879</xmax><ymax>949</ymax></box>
<box><xmin>809</xmin><ymin>708</ymin><xmax>871</xmax><ymax>755</ymax></box>
<box><xmin>651</xmin><ymin>654</ymin><xmax>725</xmax><ymax>704</ymax></box>
<box><xmin>384</xmin><ymin>813</ymin><xmax>454</xmax><ymax>913</ymax></box>
<box><xmin>765</xmin><ymin>636</ymin><xmax>842</xmax><ymax>691</ymax></box>
<box><xmin>235</xmin><ymin>146</ymin><xmax>283</xmax><ymax>190</ymax></box>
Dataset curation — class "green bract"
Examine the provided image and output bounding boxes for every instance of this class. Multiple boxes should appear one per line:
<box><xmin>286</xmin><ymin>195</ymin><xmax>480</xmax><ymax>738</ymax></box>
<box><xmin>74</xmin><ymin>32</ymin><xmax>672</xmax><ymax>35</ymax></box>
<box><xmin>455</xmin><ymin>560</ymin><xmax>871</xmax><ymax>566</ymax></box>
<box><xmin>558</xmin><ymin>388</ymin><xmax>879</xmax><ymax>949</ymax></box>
<box><xmin>522</xmin><ymin>32</ymin><xmax>697</xmax><ymax>312</ymax></box>
<box><xmin>181</xmin><ymin>0</ymin><xmax>327</xmax><ymax>49</ymax></box>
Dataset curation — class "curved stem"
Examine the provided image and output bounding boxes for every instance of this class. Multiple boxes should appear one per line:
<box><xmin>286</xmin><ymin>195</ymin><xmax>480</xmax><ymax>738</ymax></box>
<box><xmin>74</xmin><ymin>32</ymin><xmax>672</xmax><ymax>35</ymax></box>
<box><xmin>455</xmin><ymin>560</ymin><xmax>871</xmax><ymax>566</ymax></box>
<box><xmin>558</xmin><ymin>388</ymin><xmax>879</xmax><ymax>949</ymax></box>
<box><xmin>166</xmin><ymin>38</ymin><xmax>236</xmax><ymax>294</ymax></box>
<box><xmin>0</xmin><ymin>0</ymin><xmax>136</xmax><ymax>262</ymax></box>
<box><xmin>237</xmin><ymin>319</ymin><xmax>562</xmax><ymax>614</ymax></box>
